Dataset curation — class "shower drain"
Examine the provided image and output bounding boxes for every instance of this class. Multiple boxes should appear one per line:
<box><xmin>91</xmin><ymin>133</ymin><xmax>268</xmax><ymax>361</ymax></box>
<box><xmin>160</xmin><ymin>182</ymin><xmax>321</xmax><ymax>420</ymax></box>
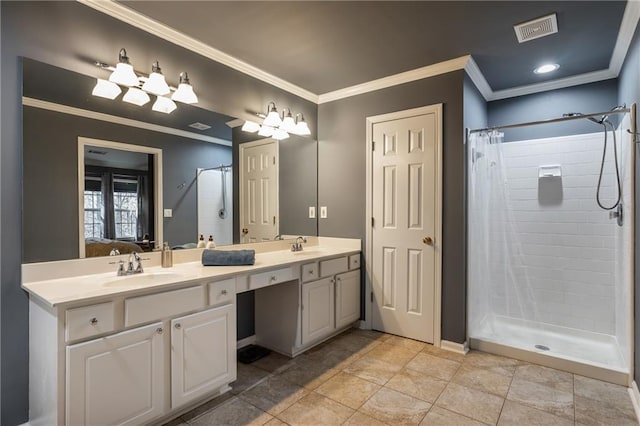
<box><xmin>535</xmin><ymin>344</ymin><xmax>550</xmax><ymax>351</ymax></box>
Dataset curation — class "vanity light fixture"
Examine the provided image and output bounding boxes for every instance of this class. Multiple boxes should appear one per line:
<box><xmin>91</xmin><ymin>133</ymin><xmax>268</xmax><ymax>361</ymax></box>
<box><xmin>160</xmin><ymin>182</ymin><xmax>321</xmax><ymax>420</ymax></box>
<box><xmin>142</xmin><ymin>61</ymin><xmax>171</xmax><ymax>96</ymax></box>
<box><xmin>108</xmin><ymin>48</ymin><xmax>140</xmax><ymax>87</ymax></box>
<box><xmin>294</xmin><ymin>113</ymin><xmax>311</xmax><ymax>136</ymax></box>
<box><xmin>171</xmin><ymin>72</ymin><xmax>198</xmax><ymax>104</ymax></box>
<box><xmin>281</xmin><ymin>108</ymin><xmax>297</xmax><ymax>133</ymax></box>
<box><xmin>272</xmin><ymin>127</ymin><xmax>290</xmax><ymax>140</ymax></box>
<box><xmin>258</xmin><ymin>125</ymin><xmax>275</xmax><ymax>137</ymax></box>
<box><xmin>92</xmin><ymin>78</ymin><xmax>122</xmax><ymax>100</ymax></box>
<box><xmin>152</xmin><ymin>96</ymin><xmax>177</xmax><ymax>114</ymax></box>
<box><xmin>263</xmin><ymin>102</ymin><xmax>283</xmax><ymax>127</ymax></box>
<box><xmin>122</xmin><ymin>87</ymin><xmax>150</xmax><ymax>106</ymax></box>
<box><xmin>241</xmin><ymin>120</ymin><xmax>261</xmax><ymax>133</ymax></box>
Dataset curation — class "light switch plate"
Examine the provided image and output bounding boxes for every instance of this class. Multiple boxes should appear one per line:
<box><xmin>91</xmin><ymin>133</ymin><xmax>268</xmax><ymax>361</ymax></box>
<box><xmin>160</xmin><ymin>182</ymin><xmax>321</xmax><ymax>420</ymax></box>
<box><xmin>320</xmin><ymin>206</ymin><xmax>328</xmax><ymax>218</ymax></box>
<box><xmin>163</xmin><ymin>209</ymin><xmax>173</xmax><ymax>218</ymax></box>
<box><xmin>309</xmin><ymin>206</ymin><xmax>316</xmax><ymax>219</ymax></box>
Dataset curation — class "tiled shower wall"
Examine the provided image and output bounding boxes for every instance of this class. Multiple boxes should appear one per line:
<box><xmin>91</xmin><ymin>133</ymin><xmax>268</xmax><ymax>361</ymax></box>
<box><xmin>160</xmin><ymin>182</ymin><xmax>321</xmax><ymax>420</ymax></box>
<box><xmin>487</xmin><ymin>130</ymin><xmax>630</xmax><ymax>335</ymax></box>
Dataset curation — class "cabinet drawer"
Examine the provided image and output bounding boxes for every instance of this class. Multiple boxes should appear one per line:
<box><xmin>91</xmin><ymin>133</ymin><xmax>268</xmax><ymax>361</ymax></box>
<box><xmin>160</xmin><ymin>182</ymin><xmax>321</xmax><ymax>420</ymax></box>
<box><xmin>249</xmin><ymin>267</ymin><xmax>294</xmax><ymax>290</ymax></box>
<box><xmin>208</xmin><ymin>278</ymin><xmax>235</xmax><ymax>306</ymax></box>
<box><xmin>349</xmin><ymin>254</ymin><xmax>361</xmax><ymax>270</ymax></box>
<box><xmin>66</xmin><ymin>302</ymin><xmax>115</xmax><ymax>342</ymax></box>
<box><xmin>301</xmin><ymin>262</ymin><xmax>319</xmax><ymax>283</ymax></box>
<box><xmin>320</xmin><ymin>257</ymin><xmax>348</xmax><ymax>277</ymax></box>
<box><xmin>125</xmin><ymin>286</ymin><xmax>205</xmax><ymax>327</ymax></box>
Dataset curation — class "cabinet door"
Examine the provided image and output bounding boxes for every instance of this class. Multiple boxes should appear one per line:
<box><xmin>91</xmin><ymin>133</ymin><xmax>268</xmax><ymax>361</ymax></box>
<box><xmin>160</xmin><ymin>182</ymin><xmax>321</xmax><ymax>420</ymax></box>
<box><xmin>66</xmin><ymin>322</ymin><xmax>165</xmax><ymax>426</ymax></box>
<box><xmin>336</xmin><ymin>270</ymin><xmax>361</xmax><ymax>329</ymax></box>
<box><xmin>302</xmin><ymin>277</ymin><xmax>335</xmax><ymax>344</ymax></box>
<box><xmin>171</xmin><ymin>304</ymin><xmax>237</xmax><ymax>408</ymax></box>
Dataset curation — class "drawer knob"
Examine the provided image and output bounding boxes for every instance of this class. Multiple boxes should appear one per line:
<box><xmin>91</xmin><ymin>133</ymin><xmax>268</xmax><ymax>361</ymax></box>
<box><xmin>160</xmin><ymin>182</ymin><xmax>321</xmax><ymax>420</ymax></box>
<box><xmin>89</xmin><ymin>317</ymin><xmax>98</xmax><ymax>326</ymax></box>
<box><xmin>174</xmin><ymin>323</ymin><xmax>182</xmax><ymax>330</ymax></box>
<box><xmin>221</xmin><ymin>289</ymin><xmax>228</xmax><ymax>295</ymax></box>
<box><xmin>156</xmin><ymin>327</ymin><xmax>164</xmax><ymax>334</ymax></box>
<box><xmin>270</xmin><ymin>276</ymin><xmax>277</xmax><ymax>281</ymax></box>
<box><xmin>308</xmin><ymin>270</ymin><xmax>314</xmax><ymax>275</ymax></box>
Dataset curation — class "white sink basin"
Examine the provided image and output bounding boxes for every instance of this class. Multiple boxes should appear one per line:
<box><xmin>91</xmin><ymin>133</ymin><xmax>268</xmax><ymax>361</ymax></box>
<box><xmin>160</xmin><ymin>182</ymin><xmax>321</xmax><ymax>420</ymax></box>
<box><xmin>101</xmin><ymin>271</ymin><xmax>187</xmax><ymax>288</ymax></box>
<box><xmin>291</xmin><ymin>248</ymin><xmax>332</xmax><ymax>256</ymax></box>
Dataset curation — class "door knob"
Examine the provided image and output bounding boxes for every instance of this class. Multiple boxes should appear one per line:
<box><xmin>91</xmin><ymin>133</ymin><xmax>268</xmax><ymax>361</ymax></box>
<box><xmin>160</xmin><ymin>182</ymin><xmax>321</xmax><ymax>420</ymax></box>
<box><xmin>423</xmin><ymin>236</ymin><xmax>434</xmax><ymax>245</ymax></box>
<box><xmin>242</xmin><ymin>228</ymin><xmax>249</xmax><ymax>235</ymax></box>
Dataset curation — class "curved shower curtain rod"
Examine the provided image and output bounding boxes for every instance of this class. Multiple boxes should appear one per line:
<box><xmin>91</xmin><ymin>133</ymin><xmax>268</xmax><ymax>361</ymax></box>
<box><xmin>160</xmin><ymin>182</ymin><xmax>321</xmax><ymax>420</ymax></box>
<box><xmin>468</xmin><ymin>107</ymin><xmax>631</xmax><ymax>135</ymax></box>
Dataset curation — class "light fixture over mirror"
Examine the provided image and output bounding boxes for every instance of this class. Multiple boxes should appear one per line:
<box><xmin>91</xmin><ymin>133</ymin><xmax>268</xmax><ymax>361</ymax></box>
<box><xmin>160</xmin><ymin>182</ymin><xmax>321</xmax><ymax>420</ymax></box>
<box><xmin>92</xmin><ymin>48</ymin><xmax>198</xmax><ymax>114</ymax></box>
<box><xmin>241</xmin><ymin>101</ymin><xmax>312</xmax><ymax>139</ymax></box>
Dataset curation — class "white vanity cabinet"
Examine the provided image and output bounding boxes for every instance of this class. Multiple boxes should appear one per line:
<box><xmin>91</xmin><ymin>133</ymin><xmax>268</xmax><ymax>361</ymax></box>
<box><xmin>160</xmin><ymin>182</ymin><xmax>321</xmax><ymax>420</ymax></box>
<box><xmin>335</xmin><ymin>270</ymin><xmax>361</xmax><ymax>329</ymax></box>
<box><xmin>29</xmin><ymin>279</ymin><xmax>237</xmax><ymax>426</ymax></box>
<box><xmin>301</xmin><ymin>277</ymin><xmax>336</xmax><ymax>344</ymax></box>
<box><xmin>66</xmin><ymin>322</ymin><xmax>166</xmax><ymax>426</ymax></box>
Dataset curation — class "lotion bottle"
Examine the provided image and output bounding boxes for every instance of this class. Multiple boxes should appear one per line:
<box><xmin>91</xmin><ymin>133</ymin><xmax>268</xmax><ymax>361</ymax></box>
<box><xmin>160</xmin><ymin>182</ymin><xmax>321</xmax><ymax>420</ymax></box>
<box><xmin>206</xmin><ymin>235</ymin><xmax>216</xmax><ymax>249</ymax></box>
<box><xmin>197</xmin><ymin>234</ymin><xmax>206</xmax><ymax>248</ymax></box>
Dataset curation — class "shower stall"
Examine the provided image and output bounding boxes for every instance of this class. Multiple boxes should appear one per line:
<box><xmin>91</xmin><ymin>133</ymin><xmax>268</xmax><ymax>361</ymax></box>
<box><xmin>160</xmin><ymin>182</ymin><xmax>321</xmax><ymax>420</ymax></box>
<box><xmin>467</xmin><ymin>106</ymin><xmax>635</xmax><ymax>385</ymax></box>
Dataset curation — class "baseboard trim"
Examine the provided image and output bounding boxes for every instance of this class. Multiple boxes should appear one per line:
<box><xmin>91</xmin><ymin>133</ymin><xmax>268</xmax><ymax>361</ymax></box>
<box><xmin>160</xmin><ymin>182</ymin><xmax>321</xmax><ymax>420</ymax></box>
<box><xmin>440</xmin><ymin>340</ymin><xmax>469</xmax><ymax>354</ymax></box>
<box><xmin>629</xmin><ymin>381</ymin><xmax>640</xmax><ymax>424</ymax></box>
<box><xmin>237</xmin><ymin>335</ymin><xmax>256</xmax><ymax>349</ymax></box>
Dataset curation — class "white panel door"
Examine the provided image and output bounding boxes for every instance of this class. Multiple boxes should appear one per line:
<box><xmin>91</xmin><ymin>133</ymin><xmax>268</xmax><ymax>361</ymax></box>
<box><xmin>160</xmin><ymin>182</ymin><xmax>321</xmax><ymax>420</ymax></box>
<box><xmin>171</xmin><ymin>304</ymin><xmax>236</xmax><ymax>409</ymax></box>
<box><xmin>371</xmin><ymin>112</ymin><xmax>438</xmax><ymax>343</ymax></box>
<box><xmin>335</xmin><ymin>270</ymin><xmax>361</xmax><ymax>328</ymax></box>
<box><xmin>240</xmin><ymin>139</ymin><xmax>278</xmax><ymax>243</ymax></box>
<box><xmin>66</xmin><ymin>322</ymin><xmax>165</xmax><ymax>426</ymax></box>
<box><xmin>301</xmin><ymin>277</ymin><xmax>335</xmax><ymax>344</ymax></box>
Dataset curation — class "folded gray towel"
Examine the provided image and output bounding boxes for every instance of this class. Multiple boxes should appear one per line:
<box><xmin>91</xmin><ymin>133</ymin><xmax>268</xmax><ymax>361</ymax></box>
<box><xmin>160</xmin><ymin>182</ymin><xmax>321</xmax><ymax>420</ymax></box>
<box><xmin>202</xmin><ymin>249</ymin><xmax>255</xmax><ymax>266</ymax></box>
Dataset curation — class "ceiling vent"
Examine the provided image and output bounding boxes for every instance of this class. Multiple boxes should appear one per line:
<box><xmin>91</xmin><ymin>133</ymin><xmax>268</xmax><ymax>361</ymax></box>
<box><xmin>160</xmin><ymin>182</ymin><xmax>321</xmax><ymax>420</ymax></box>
<box><xmin>188</xmin><ymin>122</ymin><xmax>212</xmax><ymax>131</ymax></box>
<box><xmin>514</xmin><ymin>13</ymin><xmax>558</xmax><ymax>43</ymax></box>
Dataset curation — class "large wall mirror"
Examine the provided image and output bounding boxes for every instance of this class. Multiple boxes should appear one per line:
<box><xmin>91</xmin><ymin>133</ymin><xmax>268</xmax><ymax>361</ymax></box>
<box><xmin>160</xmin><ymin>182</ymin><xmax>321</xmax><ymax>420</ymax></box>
<box><xmin>22</xmin><ymin>58</ymin><xmax>318</xmax><ymax>263</ymax></box>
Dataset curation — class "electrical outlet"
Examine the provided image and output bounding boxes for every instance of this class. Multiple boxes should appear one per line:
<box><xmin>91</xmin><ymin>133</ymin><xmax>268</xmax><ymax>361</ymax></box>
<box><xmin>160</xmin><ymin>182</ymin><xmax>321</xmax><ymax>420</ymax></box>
<box><xmin>320</xmin><ymin>206</ymin><xmax>328</xmax><ymax>218</ymax></box>
<box><xmin>309</xmin><ymin>206</ymin><xmax>316</xmax><ymax>219</ymax></box>
<box><xmin>163</xmin><ymin>209</ymin><xmax>173</xmax><ymax>218</ymax></box>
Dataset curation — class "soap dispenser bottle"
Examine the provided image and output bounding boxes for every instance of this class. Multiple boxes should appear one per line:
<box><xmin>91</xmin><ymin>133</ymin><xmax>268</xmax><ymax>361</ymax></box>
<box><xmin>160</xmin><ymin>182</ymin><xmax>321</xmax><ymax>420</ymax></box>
<box><xmin>206</xmin><ymin>235</ymin><xmax>216</xmax><ymax>249</ymax></box>
<box><xmin>197</xmin><ymin>234</ymin><xmax>206</xmax><ymax>248</ymax></box>
<box><xmin>161</xmin><ymin>242</ymin><xmax>173</xmax><ymax>268</ymax></box>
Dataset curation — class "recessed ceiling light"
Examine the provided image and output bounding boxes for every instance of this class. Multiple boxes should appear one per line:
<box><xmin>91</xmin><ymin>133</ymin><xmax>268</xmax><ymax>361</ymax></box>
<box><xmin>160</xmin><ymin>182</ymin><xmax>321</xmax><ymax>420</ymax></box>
<box><xmin>534</xmin><ymin>63</ymin><xmax>560</xmax><ymax>74</ymax></box>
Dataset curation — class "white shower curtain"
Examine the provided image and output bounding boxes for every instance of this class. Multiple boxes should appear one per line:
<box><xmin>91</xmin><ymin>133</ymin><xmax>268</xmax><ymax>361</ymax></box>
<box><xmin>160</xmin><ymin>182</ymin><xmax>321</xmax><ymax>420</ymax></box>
<box><xmin>468</xmin><ymin>131</ymin><xmax>538</xmax><ymax>338</ymax></box>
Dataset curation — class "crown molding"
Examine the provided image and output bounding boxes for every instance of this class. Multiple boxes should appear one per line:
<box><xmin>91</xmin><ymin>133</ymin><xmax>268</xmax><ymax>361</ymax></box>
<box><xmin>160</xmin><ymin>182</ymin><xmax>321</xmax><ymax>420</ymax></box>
<box><xmin>23</xmin><ymin>97</ymin><xmax>232</xmax><ymax>146</ymax></box>
<box><xmin>79</xmin><ymin>0</ymin><xmax>638</xmax><ymax>106</ymax></box>
<box><xmin>610</xmin><ymin>0</ymin><xmax>640</xmax><ymax>74</ymax></box>
<box><xmin>77</xmin><ymin>0</ymin><xmax>319</xmax><ymax>104</ymax></box>
<box><xmin>317</xmin><ymin>56</ymin><xmax>470</xmax><ymax>104</ymax></box>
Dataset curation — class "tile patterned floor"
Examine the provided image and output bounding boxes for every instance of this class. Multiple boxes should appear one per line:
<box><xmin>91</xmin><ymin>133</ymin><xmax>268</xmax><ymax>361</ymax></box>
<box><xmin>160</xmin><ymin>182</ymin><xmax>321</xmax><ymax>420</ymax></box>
<box><xmin>163</xmin><ymin>328</ymin><xmax>638</xmax><ymax>425</ymax></box>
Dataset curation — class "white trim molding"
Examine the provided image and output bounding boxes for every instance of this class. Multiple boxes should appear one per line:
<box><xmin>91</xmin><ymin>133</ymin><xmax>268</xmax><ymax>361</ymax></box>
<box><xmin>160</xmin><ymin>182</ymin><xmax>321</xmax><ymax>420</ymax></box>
<box><xmin>318</xmin><ymin>56</ymin><xmax>470</xmax><ymax>104</ymax></box>
<box><xmin>77</xmin><ymin>0</ymin><xmax>318</xmax><ymax>104</ymax></box>
<box><xmin>440</xmin><ymin>340</ymin><xmax>469</xmax><ymax>355</ymax></box>
<box><xmin>23</xmin><ymin>97</ymin><xmax>231</xmax><ymax>146</ymax></box>
<box><xmin>78</xmin><ymin>0</ymin><xmax>639</xmax><ymax>104</ymax></box>
<box><xmin>629</xmin><ymin>381</ymin><xmax>640</xmax><ymax>423</ymax></box>
<box><xmin>237</xmin><ymin>335</ymin><xmax>257</xmax><ymax>349</ymax></box>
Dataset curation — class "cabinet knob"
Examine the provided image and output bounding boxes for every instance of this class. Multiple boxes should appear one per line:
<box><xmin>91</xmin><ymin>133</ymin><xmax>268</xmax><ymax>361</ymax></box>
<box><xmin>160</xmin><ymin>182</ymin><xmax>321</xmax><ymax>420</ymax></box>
<box><xmin>174</xmin><ymin>323</ymin><xmax>182</xmax><ymax>330</ymax></box>
<box><xmin>89</xmin><ymin>317</ymin><xmax>98</xmax><ymax>325</ymax></box>
<box><xmin>221</xmin><ymin>289</ymin><xmax>228</xmax><ymax>295</ymax></box>
<box><xmin>156</xmin><ymin>327</ymin><xmax>163</xmax><ymax>334</ymax></box>
<box><xmin>308</xmin><ymin>270</ymin><xmax>314</xmax><ymax>275</ymax></box>
<box><xmin>330</xmin><ymin>278</ymin><xmax>335</xmax><ymax>284</ymax></box>
<box><xmin>270</xmin><ymin>276</ymin><xmax>277</xmax><ymax>281</ymax></box>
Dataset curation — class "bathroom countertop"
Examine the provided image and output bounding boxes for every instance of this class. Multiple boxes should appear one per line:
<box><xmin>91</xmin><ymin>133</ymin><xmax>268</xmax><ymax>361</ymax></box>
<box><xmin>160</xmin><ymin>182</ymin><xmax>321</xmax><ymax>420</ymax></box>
<box><xmin>22</xmin><ymin>244</ymin><xmax>361</xmax><ymax>307</ymax></box>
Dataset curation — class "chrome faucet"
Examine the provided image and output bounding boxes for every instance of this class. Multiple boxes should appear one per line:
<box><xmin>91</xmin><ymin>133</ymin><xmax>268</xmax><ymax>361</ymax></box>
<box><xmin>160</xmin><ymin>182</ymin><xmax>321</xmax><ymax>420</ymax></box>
<box><xmin>291</xmin><ymin>236</ymin><xmax>307</xmax><ymax>252</ymax></box>
<box><xmin>116</xmin><ymin>252</ymin><xmax>144</xmax><ymax>276</ymax></box>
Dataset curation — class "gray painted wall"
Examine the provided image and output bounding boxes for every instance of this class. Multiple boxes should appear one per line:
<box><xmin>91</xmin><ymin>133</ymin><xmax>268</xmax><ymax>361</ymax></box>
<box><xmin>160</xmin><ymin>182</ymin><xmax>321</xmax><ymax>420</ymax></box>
<box><xmin>487</xmin><ymin>79</ymin><xmax>619</xmax><ymax>141</ymax></box>
<box><xmin>23</xmin><ymin>106</ymin><xmax>231</xmax><ymax>262</ymax></box>
<box><xmin>617</xmin><ymin>21</ymin><xmax>640</xmax><ymax>386</ymax></box>
<box><xmin>317</xmin><ymin>71</ymin><xmax>467</xmax><ymax>343</ymax></box>
<box><xmin>463</xmin><ymin>74</ymin><xmax>488</xmax><ymax>131</ymax></box>
<box><xmin>1</xmin><ymin>2</ymin><xmax>317</xmax><ymax>423</ymax></box>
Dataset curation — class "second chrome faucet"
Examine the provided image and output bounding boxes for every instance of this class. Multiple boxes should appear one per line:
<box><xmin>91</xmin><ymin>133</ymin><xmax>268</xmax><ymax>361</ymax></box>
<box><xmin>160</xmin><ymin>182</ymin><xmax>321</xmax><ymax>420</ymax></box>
<box><xmin>117</xmin><ymin>251</ymin><xmax>144</xmax><ymax>276</ymax></box>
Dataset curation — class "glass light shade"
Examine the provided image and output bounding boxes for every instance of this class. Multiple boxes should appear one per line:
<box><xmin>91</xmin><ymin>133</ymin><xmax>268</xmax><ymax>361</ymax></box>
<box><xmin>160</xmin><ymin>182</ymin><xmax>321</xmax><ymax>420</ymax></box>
<box><xmin>92</xmin><ymin>79</ymin><xmax>122</xmax><ymax>99</ymax></box>
<box><xmin>534</xmin><ymin>63</ymin><xmax>559</xmax><ymax>74</ymax></box>
<box><xmin>242</xmin><ymin>120</ymin><xmax>261</xmax><ymax>133</ymax></box>
<box><xmin>263</xmin><ymin>110</ymin><xmax>282</xmax><ymax>127</ymax></box>
<box><xmin>295</xmin><ymin>120</ymin><xmax>311</xmax><ymax>136</ymax></box>
<box><xmin>142</xmin><ymin>72</ymin><xmax>170</xmax><ymax>96</ymax></box>
<box><xmin>171</xmin><ymin>83</ymin><xmax>198</xmax><ymax>104</ymax></box>
<box><xmin>152</xmin><ymin>96</ymin><xmax>177</xmax><ymax>114</ymax></box>
<box><xmin>281</xmin><ymin>115</ymin><xmax>297</xmax><ymax>133</ymax></box>
<box><xmin>258</xmin><ymin>125</ymin><xmax>275</xmax><ymax>137</ymax></box>
<box><xmin>122</xmin><ymin>87</ymin><xmax>150</xmax><ymax>106</ymax></box>
<box><xmin>109</xmin><ymin>63</ymin><xmax>139</xmax><ymax>87</ymax></box>
<box><xmin>272</xmin><ymin>128</ymin><xmax>290</xmax><ymax>140</ymax></box>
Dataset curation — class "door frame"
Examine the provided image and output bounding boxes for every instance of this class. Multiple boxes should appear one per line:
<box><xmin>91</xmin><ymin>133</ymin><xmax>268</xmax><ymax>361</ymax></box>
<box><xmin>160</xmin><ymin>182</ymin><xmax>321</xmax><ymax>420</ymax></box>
<box><xmin>239</xmin><ymin>138</ymin><xmax>279</xmax><ymax>242</ymax></box>
<box><xmin>364</xmin><ymin>104</ymin><xmax>443</xmax><ymax>347</ymax></box>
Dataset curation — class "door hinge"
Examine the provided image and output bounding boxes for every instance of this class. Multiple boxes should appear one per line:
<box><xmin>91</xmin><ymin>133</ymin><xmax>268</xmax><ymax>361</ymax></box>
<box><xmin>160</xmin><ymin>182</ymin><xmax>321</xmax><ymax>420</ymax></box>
<box><xmin>273</xmin><ymin>157</ymin><xmax>276</xmax><ymax>165</ymax></box>
<box><xmin>371</xmin><ymin>217</ymin><xmax>374</xmax><ymax>227</ymax></box>
<box><xmin>370</xmin><ymin>292</ymin><xmax>373</xmax><ymax>302</ymax></box>
<box><xmin>301</xmin><ymin>303</ymin><xmax>304</xmax><ymax>311</ymax></box>
<box><xmin>372</xmin><ymin>141</ymin><xmax>375</xmax><ymax>151</ymax></box>
<box><xmin>273</xmin><ymin>216</ymin><xmax>276</xmax><ymax>225</ymax></box>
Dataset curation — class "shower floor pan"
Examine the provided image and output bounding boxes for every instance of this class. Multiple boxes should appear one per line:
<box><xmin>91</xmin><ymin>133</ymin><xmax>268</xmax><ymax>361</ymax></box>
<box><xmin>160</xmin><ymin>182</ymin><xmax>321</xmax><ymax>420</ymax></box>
<box><xmin>470</xmin><ymin>315</ymin><xmax>629</xmax><ymax>386</ymax></box>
